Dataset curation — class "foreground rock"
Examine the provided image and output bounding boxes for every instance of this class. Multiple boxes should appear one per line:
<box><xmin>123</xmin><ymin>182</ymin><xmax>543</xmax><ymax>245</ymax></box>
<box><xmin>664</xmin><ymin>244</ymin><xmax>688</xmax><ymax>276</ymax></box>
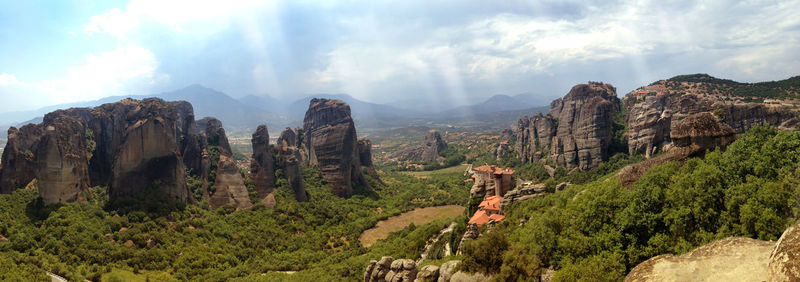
<box><xmin>625</xmin><ymin>237</ymin><xmax>774</xmax><ymax>282</ymax></box>
<box><xmin>514</xmin><ymin>82</ymin><xmax>620</xmax><ymax>170</ymax></box>
<box><xmin>301</xmin><ymin>98</ymin><xmax>372</xmax><ymax>197</ymax></box>
<box><xmin>627</xmin><ymin>220</ymin><xmax>800</xmax><ymax>281</ymax></box>
<box><xmin>768</xmin><ymin>221</ymin><xmax>800</xmax><ymax>281</ymax></box>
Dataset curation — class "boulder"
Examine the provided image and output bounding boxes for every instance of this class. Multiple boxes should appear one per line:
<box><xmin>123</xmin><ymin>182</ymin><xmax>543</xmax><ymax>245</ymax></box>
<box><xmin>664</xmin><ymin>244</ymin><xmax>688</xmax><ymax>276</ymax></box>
<box><xmin>415</xmin><ymin>265</ymin><xmax>439</xmax><ymax>282</ymax></box>
<box><xmin>386</xmin><ymin>259</ymin><xmax>418</xmax><ymax>282</ymax></box>
<box><xmin>767</xmin><ymin>221</ymin><xmax>800</xmax><ymax>281</ymax></box>
<box><xmin>208</xmin><ymin>154</ymin><xmax>253</xmax><ymax>210</ymax></box>
<box><xmin>437</xmin><ymin>260</ymin><xmax>460</xmax><ymax>282</ymax></box>
<box><xmin>365</xmin><ymin>256</ymin><xmax>395</xmax><ymax>282</ymax></box>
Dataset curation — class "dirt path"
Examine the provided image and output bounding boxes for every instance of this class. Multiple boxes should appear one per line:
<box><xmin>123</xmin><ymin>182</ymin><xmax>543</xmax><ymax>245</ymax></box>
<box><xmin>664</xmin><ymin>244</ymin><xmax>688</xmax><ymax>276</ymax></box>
<box><xmin>359</xmin><ymin>205</ymin><xmax>465</xmax><ymax>247</ymax></box>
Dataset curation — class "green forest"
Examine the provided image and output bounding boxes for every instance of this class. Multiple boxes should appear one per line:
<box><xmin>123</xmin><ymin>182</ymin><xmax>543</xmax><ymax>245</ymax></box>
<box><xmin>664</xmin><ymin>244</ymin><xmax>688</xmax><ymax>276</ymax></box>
<box><xmin>458</xmin><ymin>126</ymin><xmax>800</xmax><ymax>280</ymax></box>
<box><xmin>0</xmin><ymin>167</ymin><xmax>470</xmax><ymax>281</ymax></box>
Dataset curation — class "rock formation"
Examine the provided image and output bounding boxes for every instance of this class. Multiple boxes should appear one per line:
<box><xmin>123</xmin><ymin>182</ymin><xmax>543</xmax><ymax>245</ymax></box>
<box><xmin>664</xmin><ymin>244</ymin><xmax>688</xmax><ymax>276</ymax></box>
<box><xmin>617</xmin><ymin>112</ymin><xmax>737</xmax><ymax>188</ymax></box>
<box><xmin>358</xmin><ymin>139</ymin><xmax>382</xmax><ymax>184</ymax></box>
<box><xmin>35</xmin><ymin>115</ymin><xmax>91</xmax><ymax>204</ymax></box>
<box><xmin>626</xmin><ymin>220</ymin><xmax>800</xmax><ymax>281</ymax></box>
<box><xmin>301</xmin><ymin>98</ymin><xmax>371</xmax><ymax>197</ymax></box>
<box><xmin>0</xmin><ymin>98</ymin><xmax>250</xmax><ymax>207</ymax></box>
<box><xmin>276</xmin><ymin>127</ymin><xmax>307</xmax><ymax>203</ymax></box>
<box><xmin>513</xmin><ymin>82</ymin><xmax>620</xmax><ymax>170</ymax></box>
<box><xmin>768</xmin><ymin>220</ymin><xmax>800</xmax><ymax>281</ymax></box>
<box><xmin>364</xmin><ymin>257</ymin><xmax>476</xmax><ymax>282</ymax></box>
<box><xmin>198</xmin><ymin>118</ymin><xmax>252</xmax><ymax>210</ymax></box>
<box><xmin>498</xmin><ymin>183</ymin><xmax>546</xmax><ymax>211</ymax></box>
<box><xmin>0</xmin><ymin>125</ymin><xmax>43</xmax><ymax>194</ymax></box>
<box><xmin>390</xmin><ymin>130</ymin><xmax>448</xmax><ymax>162</ymax></box>
<box><xmin>250</xmin><ymin>125</ymin><xmax>277</xmax><ymax>206</ymax></box>
<box><xmin>624</xmin><ymin>237</ymin><xmax>775</xmax><ymax>282</ymax></box>
<box><xmin>623</xmin><ymin>84</ymin><xmax>800</xmax><ymax>157</ymax></box>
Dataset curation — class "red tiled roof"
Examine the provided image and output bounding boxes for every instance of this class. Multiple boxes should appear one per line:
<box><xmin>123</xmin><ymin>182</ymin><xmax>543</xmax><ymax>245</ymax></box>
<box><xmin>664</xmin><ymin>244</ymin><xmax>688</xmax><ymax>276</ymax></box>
<box><xmin>488</xmin><ymin>214</ymin><xmax>505</xmax><ymax>222</ymax></box>
<box><xmin>478</xmin><ymin>196</ymin><xmax>503</xmax><ymax>211</ymax></box>
<box><xmin>469</xmin><ymin>210</ymin><xmax>491</xmax><ymax>226</ymax></box>
<box><xmin>474</xmin><ymin>165</ymin><xmax>515</xmax><ymax>175</ymax></box>
<box><xmin>499</xmin><ymin>141</ymin><xmax>508</xmax><ymax>145</ymax></box>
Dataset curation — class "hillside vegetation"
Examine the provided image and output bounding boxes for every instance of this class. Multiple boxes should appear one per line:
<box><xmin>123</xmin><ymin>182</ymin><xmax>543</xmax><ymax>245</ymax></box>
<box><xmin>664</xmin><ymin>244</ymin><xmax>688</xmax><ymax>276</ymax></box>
<box><xmin>667</xmin><ymin>74</ymin><xmax>800</xmax><ymax>99</ymax></box>
<box><xmin>459</xmin><ymin>125</ymin><xmax>800</xmax><ymax>280</ymax></box>
<box><xmin>0</xmin><ymin>168</ymin><xmax>469</xmax><ymax>281</ymax></box>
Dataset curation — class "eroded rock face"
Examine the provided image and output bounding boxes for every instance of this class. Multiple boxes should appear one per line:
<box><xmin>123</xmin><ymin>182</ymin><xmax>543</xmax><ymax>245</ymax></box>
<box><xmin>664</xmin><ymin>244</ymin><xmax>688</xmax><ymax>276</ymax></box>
<box><xmin>0</xmin><ymin>125</ymin><xmax>43</xmax><ymax>193</ymax></box>
<box><xmin>250</xmin><ymin>125</ymin><xmax>276</xmax><ymax>203</ymax></box>
<box><xmin>768</xmin><ymin>221</ymin><xmax>800</xmax><ymax>281</ymax></box>
<box><xmin>276</xmin><ymin>127</ymin><xmax>307</xmax><ymax>203</ymax></box>
<box><xmin>358</xmin><ymin>139</ymin><xmax>382</xmax><ymax>184</ymax></box>
<box><xmin>513</xmin><ymin>82</ymin><xmax>620</xmax><ymax>170</ymax></box>
<box><xmin>110</xmin><ymin>118</ymin><xmax>190</xmax><ymax>202</ymax></box>
<box><xmin>301</xmin><ymin>98</ymin><xmax>370</xmax><ymax>197</ymax></box>
<box><xmin>0</xmin><ymin>98</ymin><xmax>243</xmax><ymax>207</ymax></box>
<box><xmin>35</xmin><ymin>116</ymin><xmax>91</xmax><ymax>204</ymax></box>
<box><xmin>390</xmin><ymin>130</ymin><xmax>448</xmax><ymax>162</ymax></box>
<box><xmin>623</xmin><ymin>91</ymin><xmax>799</xmax><ymax>157</ymax></box>
<box><xmin>209</xmin><ymin>154</ymin><xmax>252</xmax><ymax>210</ymax></box>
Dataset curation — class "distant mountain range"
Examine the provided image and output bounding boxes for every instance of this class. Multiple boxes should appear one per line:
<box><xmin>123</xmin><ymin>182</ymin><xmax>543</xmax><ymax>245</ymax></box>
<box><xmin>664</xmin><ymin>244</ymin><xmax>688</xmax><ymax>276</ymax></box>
<box><xmin>0</xmin><ymin>85</ymin><xmax>552</xmax><ymax>136</ymax></box>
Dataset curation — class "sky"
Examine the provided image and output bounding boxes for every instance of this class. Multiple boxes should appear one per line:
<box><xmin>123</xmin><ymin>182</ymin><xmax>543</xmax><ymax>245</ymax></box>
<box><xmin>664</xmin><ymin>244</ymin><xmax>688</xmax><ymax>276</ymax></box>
<box><xmin>0</xmin><ymin>0</ymin><xmax>799</xmax><ymax>113</ymax></box>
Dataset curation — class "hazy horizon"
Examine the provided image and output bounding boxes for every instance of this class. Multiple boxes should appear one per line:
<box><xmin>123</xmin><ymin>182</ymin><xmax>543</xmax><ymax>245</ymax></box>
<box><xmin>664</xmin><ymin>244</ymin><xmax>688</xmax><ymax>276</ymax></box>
<box><xmin>1</xmin><ymin>0</ymin><xmax>799</xmax><ymax>113</ymax></box>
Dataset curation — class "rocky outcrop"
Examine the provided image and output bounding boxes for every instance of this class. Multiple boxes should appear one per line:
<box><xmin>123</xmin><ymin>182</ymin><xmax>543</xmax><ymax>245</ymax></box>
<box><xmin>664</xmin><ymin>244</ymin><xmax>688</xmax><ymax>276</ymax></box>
<box><xmin>625</xmin><ymin>237</ymin><xmax>775</xmax><ymax>282</ymax></box>
<box><xmin>0</xmin><ymin>125</ymin><xmax>43</xmax><ymax>193</ymax></box>
<box><xmin>276</xmin><ymin>127</ymin><xmax>307</xmax><ymax>203</ymax></box>
<box><xmin>0</xmin><ymin>98</ymin><xmax>248</xmax><ymax>206</ymax></box>
<box><xmin>35</xmin><ymin>115</ymin><xmax>91</xmax><ymax>204</ymax></box>
<box><xmin>617</xmin><ymin>112</ymin><xmax>737</xmax><ymax>188</ymax></box>
<box><xmin>250</xmin><ymin>125</ymin><xmax>277</xmax><ymax>205</ymax></box>
<box><xmin>626</xmin><ymin>221</ymin><xmax>800</xmax><ymax>281</ymax></box>
<box><xmin>364</xmin><ymin>257</ymin><xmax>466</xmax><ymax>282</ymax></box>
<box><xmin>623</xmin><ymin>89</ymin><xmax>800</xmax><ymax>157</ymax></box>
<box><xmin>514</xmin><ymin>82</ymin><xmax>620</xmax><ymax>170</ymax></box>
<box><xmin>301</xmin><ymin>98</ymin><xmax>370</xmax><ymax>197</ymax></box>
<box><xmin>499</xmin><ymin>183</ymin><xmax>546</xmax><ymax>211</ymax></box>
<box><xmin>198</xmin><ymin>118</ymin><xmax>252</xmax><ymax>210</ymax></box>
<box><xmin>390</xmin><ymin>130</ymin><xmax>448</xmax><ymax>162</ymax></box>
<box><xmin>768</xmin><ymin>221</ymin><xmax>800</xmax><ymax>281</ymax></box>
<box><xmin>358</xmin><ymin>139</ymin><xmax>382</xmax><ymax>184</ymax></box>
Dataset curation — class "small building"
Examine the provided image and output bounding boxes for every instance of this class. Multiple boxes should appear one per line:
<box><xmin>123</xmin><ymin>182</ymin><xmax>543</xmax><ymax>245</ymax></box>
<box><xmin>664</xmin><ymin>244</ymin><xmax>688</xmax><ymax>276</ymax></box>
<box><xmin>468</xmin><ymin>196</ymin><xmax>505</xmax><ymax>226</ymax></box>
<box><xmin>473</xmin><ymin>165</ymin><xmax>515</xmax><ymax>197</ymax></box>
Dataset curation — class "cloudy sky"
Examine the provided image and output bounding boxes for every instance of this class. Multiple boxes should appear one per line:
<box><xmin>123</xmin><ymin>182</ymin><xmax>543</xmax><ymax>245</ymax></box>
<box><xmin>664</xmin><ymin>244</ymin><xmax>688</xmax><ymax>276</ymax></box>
<box><xmin>0</xmin><ymin>0</ymin><xmax>798</xmax><ymax>113</ymax></box>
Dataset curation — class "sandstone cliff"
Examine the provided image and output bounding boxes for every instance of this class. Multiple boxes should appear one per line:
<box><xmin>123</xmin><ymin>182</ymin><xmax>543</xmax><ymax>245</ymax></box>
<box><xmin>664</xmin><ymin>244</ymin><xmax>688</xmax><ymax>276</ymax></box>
<box><xmin>0</xmin><ymin>98</ymin><xmax>248</xmax><ymax>207</ymax></box>
<box><xmin>301</xmin><ymin>98</ymin><xmax>371</xmax><ymax>197</ymax></box>
<box><xmin>624</xmin><ymin>79</ymin><xmax>800</xmax><ymax>157</ymax></box>
<box><xmin>250</xmin><ymin>125</ymin><xmax>277</xmax><ymax>206</ymax></box>
<box><xmin>276</xmin><ymin>127</ymin><xmax>307</xmax><ymax>203</ymax></box>
<box><xmin>514</xmin><ymin>82</ymin><xmax>620</xmax><ymax>170</ymax></box>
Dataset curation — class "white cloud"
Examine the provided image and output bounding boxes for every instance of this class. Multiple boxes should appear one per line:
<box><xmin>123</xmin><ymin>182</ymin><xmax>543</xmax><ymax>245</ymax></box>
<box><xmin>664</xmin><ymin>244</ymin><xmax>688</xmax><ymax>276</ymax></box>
<box><xmin>0</xmin><ymin>45</ymin><xmax>168</xmax><ymax>112</ymax></box>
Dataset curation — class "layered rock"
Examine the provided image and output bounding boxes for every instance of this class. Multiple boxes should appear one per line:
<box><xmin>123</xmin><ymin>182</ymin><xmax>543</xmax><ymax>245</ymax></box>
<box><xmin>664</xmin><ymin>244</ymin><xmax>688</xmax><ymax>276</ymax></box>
<box><xmin>301</xmin><ymin>98</ymin><xmax>370</xmax><ymax>197</ymax></box>
<box><xmin>498</xmin><ymin>183</ymin><xmax>546</xmax><ymax>211</ymax></box>
<box><xmin>617</xmin><ymin>112</ymin><xmax>737</xmax><ymax>188</ymax></box>
<box><xmin>199</xmin><ymin>118</ymin><xmax>252</xmax><ymax>210</ymax></box>
<box><xmin>250</xmin><ymin>125</ymin><xmax>277</xmax><ymax>204</ymax></box>
<box><xmin>364</xmin><ymin>257</ymin><xmax>468</xmax><ymax>282</ymax></box>
<box><xmin>513</xmin><ymin>82</ymin><xmax>620</xmax><ymax>170</ymax></box>
<box><xmin>390</xmin><ymin>130</ymin><xmax>448</xmax><ymax>162</ymax></box>
<box><xmin>35</xmin><ymin>115</ymin><xmax>91</xmax><ymax>204</ymax></box>
<box><xmin>0</xmin><ymin>125</ymin><xmax>43</xmax><ymax>193</ymax></box>
<box><xmin>624</xmin><ymin>89</ymin><xmax>800</xmax><ymax>157</ymax></box>
<box><xmin>0</xmin><ymin>98</ymin><xmax>244</xmax><ymax>206</ymax></box>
